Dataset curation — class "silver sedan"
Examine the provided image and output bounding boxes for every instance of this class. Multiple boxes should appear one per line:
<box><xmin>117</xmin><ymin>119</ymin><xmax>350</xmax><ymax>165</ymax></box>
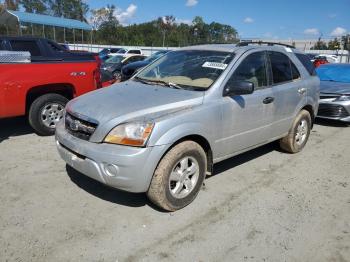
<box><xmin>316</xmin><ymin>64</ymin><xmax>350</xmax><ymax>123</ymax></box>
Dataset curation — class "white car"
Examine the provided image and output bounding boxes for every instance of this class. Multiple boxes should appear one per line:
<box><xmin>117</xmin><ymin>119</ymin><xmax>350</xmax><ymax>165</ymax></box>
<box><xmin>109</xmin><ymin>48</ymin><xmax>143</xmax><ymax>57</ymax></box>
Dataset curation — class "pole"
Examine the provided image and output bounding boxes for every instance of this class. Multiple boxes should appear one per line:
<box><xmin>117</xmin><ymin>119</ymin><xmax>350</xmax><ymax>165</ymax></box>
<box><xmin>6</xmin><ymin>25</ymin><xmax>9</xmax><ymax>35</ymax></box>
<box><xmin>53</xmin><ymin>26</ymin><xmax>56</xmax><ymax>41</ymax></box>
<box><xmin>64</xmin><ymin>27</ymin><xmax>66</xmax><ymax>43</ymax></box>
<box><xmin>348</xmin><ymin>35</ymin><xmax>350</xmax><ymax>63</ymax></box>
<box><xmin>90</xmin><ymin>31</ymin><xmax>92</xmax><ymax>52</ymax></box>
<box><xmin>73</xmin><ymin>28</ymin><xmax>75</xmax><ymax>50</ymax></box>
<box><xmin>42</xmin><ymin>24</ymin><xmax>45</xmax><ymax>38</ymax></box>
<box><xmin>19</xmin><ymin>22</ymin><xmax>22</xmax><ymax>36</ymax></box>
<box><xmin>31</xmin><ymin>23</ymin><xmax>33</xmax><ymax>36</ymax></box>
<box><xmin>82</xmin><ymin>29</ymin><xmax>84</xmax><ymax>46</ymax></box>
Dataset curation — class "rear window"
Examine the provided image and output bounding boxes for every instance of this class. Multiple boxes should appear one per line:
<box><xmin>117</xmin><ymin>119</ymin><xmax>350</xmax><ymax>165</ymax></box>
<box><xmin>128</xmin><ymin>50</ymin><xmax>141</xmax><ymax>54</ymax></box>
<box><xmin>295</xmin><ymin>53</ymin><xmax>316</xmax><ymax>76</ymax></box>
<box><xmin>10</xmin><ymin>40</ymin><xmax>41</xmax><ymax>56</ymax></box>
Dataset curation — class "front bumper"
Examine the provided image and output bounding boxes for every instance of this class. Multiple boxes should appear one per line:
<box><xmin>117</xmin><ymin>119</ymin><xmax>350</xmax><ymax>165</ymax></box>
<box><xmin>55</xmin><ymin>121</ymin><xmax>168</xmax><ymax>193</ymax></box>
<box><xmin>317</xmin><ymin>100</ymin><xmax>350</xmax><ymax>123</ymax></box>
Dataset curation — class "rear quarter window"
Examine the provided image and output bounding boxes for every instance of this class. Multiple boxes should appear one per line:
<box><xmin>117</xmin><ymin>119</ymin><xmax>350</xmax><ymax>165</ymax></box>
<box><xmin>295</xmin><ymin>53</ymin><xmax>316</xmax><ymax>76</ymax></box>
<box><xmin>10</xmin><ymin>40</ymin><xmax>42</xmax><ymax>56</ymax></box>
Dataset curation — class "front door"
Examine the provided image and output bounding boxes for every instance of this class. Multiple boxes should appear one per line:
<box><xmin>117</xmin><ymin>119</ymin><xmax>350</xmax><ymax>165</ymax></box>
<box><xmin>218</xmin><ymin>51</ymin><xmax>275</xmax><ymax>158</ymax></box>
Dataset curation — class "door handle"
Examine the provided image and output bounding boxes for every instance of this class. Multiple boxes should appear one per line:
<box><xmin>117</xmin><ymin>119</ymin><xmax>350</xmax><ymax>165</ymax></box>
<box><xmin>298</xmin><ymin>87</ymin><xmax>307</xmax><ymax>94</ymax></box>
<box><xmin>263</xmin><ymin>97</ymin><xmax>274</xmax><ymax>104</ymax></box>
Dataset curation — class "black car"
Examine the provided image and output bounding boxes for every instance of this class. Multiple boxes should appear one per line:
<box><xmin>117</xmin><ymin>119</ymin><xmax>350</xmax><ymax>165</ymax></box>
<box><xmin>101</xmin><ymin>55</ymin><xmax>146</xmax><ymax>82</ymax></box>
<box><xmin>121</xmin><ymin>50</ymin><xmax>170</xmax><ymax>81</ymax></box>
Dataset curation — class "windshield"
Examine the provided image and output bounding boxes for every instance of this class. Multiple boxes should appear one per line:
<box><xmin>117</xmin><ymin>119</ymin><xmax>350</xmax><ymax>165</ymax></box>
<box><xmin>105</xmin><ymin>56</ymin><xmax>124</xmax><ymax>64</ymax></box>
<box><xmin>135</xmin><ymin>50</ymin><xmax>234</xmax><ymax>90</ymax></box>
<box><xmin>117</xmin><ymin>49</ymin><xmax>127</xmax><ymax>54</ymax></box>
<box><xmin>316</xmin><ymin>65</ymin><xmax>350</xmax><ymax>83</ymax></box>
<box><xmin>146</xmin><ymin>51</ymin><xmax>168</xmax><ymax>62</ymax></box>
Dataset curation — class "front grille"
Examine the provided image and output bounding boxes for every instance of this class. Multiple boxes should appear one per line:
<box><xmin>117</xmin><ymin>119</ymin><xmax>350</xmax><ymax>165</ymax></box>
<box><xmin>65</xmin><ymin>113</ymin><xmax>98</xmax><ymax>141</ymax></box>
<box><xmin>318</xmin><ymin>104</ymin><xmax>349</xmax><ymax>118</ymax></box>
<box><xmin>320</xmin><ymin>94</ymin><xmax>340</xmax><ymax>99</ymax></box>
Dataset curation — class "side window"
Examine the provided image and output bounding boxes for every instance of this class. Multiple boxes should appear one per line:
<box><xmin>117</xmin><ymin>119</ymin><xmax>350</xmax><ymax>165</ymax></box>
<box><xmin>291</xmin><ymin>61</ymin><xmax>301</xmax><ymax>80</ymax></box>
<box><xmin>10</xmin><ymin>40</ymin><xmax>41</xmax><ymax>56</ymax></box>
<box><xmin>229</xmin><ymin>52</ymin><xmax>267</xmax><ymax>89</ymax></box>
<box><xmin>268</xmin><ymin>51</ymin><xmax>292</xmax><ymax>84</ymax></box>
<box><xmin>295</xmin><ymin>53</ymin><xmax>316</xmax><ymax>76</ymax></box>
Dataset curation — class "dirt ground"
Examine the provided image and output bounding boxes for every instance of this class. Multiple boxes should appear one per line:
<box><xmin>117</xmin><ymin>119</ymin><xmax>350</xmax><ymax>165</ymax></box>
<box><xmin>0</xmin><ymin>117</ymin><xmax>349</xmax><ymax>262</ymax></box>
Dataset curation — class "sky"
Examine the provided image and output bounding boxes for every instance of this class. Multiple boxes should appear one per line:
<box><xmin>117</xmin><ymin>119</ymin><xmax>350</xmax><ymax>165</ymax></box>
<box><xmin>87</xmin><ymin>0</ymin><xmax>350</xmax><ymax>40</ymax></box>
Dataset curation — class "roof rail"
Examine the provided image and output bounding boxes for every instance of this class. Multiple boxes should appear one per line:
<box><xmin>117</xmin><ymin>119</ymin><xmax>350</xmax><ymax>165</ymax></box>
<box><xmin>237</xmin><ymin>41</ymin><xmax>296</xmax><ymax>49</ymax></box>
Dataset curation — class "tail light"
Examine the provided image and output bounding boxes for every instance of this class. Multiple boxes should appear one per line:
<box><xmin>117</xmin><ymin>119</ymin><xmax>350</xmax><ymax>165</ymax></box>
<box><xmin>94</xmin><ymin>55</ymin><xmax>102</xmax><ymax>89</ymax></box>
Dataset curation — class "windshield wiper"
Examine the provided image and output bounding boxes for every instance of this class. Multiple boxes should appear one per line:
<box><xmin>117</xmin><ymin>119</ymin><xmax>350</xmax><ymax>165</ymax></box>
<box><xmin>134</xmin><ymin>77</ymin><xmax>183</xmax><ymax>89</ymax></box>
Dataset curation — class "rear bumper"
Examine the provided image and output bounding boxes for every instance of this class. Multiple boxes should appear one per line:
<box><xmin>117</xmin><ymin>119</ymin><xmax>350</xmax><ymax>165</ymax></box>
<box><xmin>55</xmin><ymin>121</ymin><xmax>168</xmax><ymax>193</ymax></box>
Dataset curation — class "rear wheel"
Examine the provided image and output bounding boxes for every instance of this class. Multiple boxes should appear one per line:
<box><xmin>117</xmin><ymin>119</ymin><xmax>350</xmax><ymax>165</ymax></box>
<box><xmin>28</xmin><ymin>94</ymin><xmax>68</xmax><ymax>136</ymax></box>
<box><xmin>279</xmin><ymin>109</ymin><xmax>311</xmax><ymax>153</ymax></box>
<box><xmin>147</xmin><ymin>141</ymin><xmax>207</xmax><ymax>211</ymax></box>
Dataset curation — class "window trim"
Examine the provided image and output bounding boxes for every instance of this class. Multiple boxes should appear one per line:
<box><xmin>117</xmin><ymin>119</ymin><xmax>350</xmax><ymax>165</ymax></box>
<box><xmin>225</xmin><ymin>50</ymin><xmax>271</xmax><ymax>92</ymax></box>
<box><xmin>267</xmin><ymin>51</ymin><xmax>302</xmax><ymax>86</ymax></box>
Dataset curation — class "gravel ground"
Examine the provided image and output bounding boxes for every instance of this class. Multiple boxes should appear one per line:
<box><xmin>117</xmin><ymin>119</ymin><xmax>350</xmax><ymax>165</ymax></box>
<box><xmin>0</xmin><ymin>117</ymin><xmax>349</xmax><ymax>262</ymax></box>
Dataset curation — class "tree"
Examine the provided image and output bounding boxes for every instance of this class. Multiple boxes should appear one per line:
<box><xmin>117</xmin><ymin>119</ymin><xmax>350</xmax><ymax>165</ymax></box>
<box><xmin>50</xmin><ymin>0</ymin><xmax>89</xmax><ymax>21</ymax></box>
<box><xmin>4</xmin><ymin>0</ymin><xmax>19</xmax><ymax>10</ymax></box>
<box><xmin>341</xmin><ymin>34</ymin><xmax>350</xmax><ymax>51</ymax></box>
<box><xmin>94</xmin><ymin>5</ymin><xmax>119</xmax><ymax>44</ymax></box>
<box><xmin>157</xmin><ymin>15</ymin><xmax>175</xmax><ymax>47</ymax></box>
<box><xmin>20</xmin><ymin>0</ymin><xmax>48</xmax><ymax>14</ymax></box>
<box><xmin>90</xmin><ymin>7</ymin><xmax>110</xmax><ymax>30</ymax></box>
<box><xmin>311</xmin><ymin>40</ymin><xmax>328</xmax><ymax>50</ymax></box>
<box><xmin>328</xmin><ymin>38</ymin><xmax>341</xmax><ymax>50</ymax></box>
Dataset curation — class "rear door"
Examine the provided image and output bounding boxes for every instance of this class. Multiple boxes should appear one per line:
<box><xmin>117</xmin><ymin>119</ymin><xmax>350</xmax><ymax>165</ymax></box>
<box><xmin>219</xmin><ymin>50</ymin><xmax>275</xmax><ymax>157</ymax></box>
<box><xmin>268</xmin><ymin>51</ymin><xmax>306</xmax><ymax>137</ymax></box>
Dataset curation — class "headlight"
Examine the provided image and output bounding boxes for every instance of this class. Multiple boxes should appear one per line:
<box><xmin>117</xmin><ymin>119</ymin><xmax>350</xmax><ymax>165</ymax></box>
<box><xmin>104</xmin><ymin>122</ymin><xmax>154</xmax><ymax>147</ymax></box>
<box><xmin>335</xmin><ymin>95</ymin><xmax>350</xmax><ymax>102</ymax></box>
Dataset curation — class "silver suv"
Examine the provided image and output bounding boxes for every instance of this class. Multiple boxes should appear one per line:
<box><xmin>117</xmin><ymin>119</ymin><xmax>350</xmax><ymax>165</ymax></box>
<box><xmin>56</xmin><ymin>43</ymin><xmax>319</xmax><ymax>211</ymax></box>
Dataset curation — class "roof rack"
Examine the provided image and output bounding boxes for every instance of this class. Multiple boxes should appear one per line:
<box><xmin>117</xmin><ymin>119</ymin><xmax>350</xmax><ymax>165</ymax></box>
<box><xmin>237</xmin><ymin>41</ymin><xmax>296</xmax><ymax>49</ymax></box>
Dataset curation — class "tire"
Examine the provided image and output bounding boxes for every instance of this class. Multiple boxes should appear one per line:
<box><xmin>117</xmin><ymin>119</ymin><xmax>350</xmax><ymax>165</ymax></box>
<box><xmin>279</xmin><ymin>109</ymin><xmax>312</xmax><ymax>153</ymax></box>
<box><xmin>147</xmin><ymin>141</ymin><xmax>207</xmax><ymax>211</ymax></box>
<box><xmin>28</xmin><ymin>93</ymin><xmax>68</xmax><ymax>136</ymax></box>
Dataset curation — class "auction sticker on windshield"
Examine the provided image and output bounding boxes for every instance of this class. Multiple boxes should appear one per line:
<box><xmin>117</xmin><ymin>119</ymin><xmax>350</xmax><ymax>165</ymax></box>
<box><xmin>202</xmin><ymin>62</ymin><xmax>228</xmax><ymax>70</ymax></box>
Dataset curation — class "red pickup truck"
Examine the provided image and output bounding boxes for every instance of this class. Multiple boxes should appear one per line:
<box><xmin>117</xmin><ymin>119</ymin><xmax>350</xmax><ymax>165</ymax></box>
<box><xmin>0</xmin><ymin>37</ymin><xmax>101</xmax><ymax>135</ymax></box>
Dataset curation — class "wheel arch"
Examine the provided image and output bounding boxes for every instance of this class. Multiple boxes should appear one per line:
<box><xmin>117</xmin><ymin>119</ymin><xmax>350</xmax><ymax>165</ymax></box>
<box><xmin>26</xmin><ymin>83</ymin><xmax>76</xmax><ymax>114</ymax></box>
<box><xmin>157</xmin><ymin>134</ymin><xmax>213</xmax><ymax>176</ymax></box>
<box><xmin>301</xmin><ymin>104</ymin><xmax>315</xmax><ymax>128</ymax></box>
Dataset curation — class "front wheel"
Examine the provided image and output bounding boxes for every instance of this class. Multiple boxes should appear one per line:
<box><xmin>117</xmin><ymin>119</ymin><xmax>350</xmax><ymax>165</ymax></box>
<box><xmin>279</xmin><ymin>109</ymin><xmax>312</xmax><ymax>153</ymax></box>
<box><xmin>147</xmin><ymin>141</ymin><xmax>207</xmax><ymax>211</ymax></box>
<box><xmin>28</xmin><ymin>94</ymin><xmax>68</xmax><ymax>136</ymax></box>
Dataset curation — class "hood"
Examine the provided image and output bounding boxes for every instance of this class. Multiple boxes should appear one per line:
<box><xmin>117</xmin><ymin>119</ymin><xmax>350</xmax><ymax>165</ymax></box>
<box><xmin>66</xmin><ymin>81</ymin><xmax>204</xmax><ymax>140</ymax></box>
<box><xmin>320</xmin><ymin>80</ymin><xmax>350</xmax><ymax>95</ymax></box>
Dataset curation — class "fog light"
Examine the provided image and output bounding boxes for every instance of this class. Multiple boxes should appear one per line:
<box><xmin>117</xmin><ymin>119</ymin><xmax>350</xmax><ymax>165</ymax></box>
<box><xmin>103</xmin><ymin>163</ymin><xmax>119</xmax><ymax>177</ymax></box>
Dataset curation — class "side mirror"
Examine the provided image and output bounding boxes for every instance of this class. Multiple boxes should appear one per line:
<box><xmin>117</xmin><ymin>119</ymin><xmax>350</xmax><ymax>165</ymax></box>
<box><xmin>223</xmin><ymin>80</ymin><xmax>254</xmax><ymax>96</ymax></box>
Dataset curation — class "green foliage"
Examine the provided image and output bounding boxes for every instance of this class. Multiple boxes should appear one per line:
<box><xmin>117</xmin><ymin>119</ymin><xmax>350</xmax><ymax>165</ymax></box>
<box><xmin>4</xmin><ymin>0</ymin><xmax>19</xmax><ymax>10</ymax></box>
<box><xmin>312</xmin><ymin>35</ymin><xmax>350</xmax><ymax>50</ymax></box>
<box><xmin>49</xmin><ymin>0</ymin><xmax>89</xmax><ymax>21</ymax></box>
<box><xmin>341</xmin><ymin>34</ymin><xmax>350</xmax><ymax>50</ymax></box>
<box><xmin>20</xmin><ymin>0</ymin><xmax>48</xmax><ymax>14</ymax></box>
<box><xmin>92</xmin><ymin>14</ymin><xmax>238</xmax><ymax>47</ymax></box>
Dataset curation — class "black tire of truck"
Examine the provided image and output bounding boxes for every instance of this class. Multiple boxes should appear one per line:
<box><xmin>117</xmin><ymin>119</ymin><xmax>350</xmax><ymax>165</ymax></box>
<box><xmin>28</xmin><ymin>94</ymin><xmax>68</xmax><ymax>136</ymax></box>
